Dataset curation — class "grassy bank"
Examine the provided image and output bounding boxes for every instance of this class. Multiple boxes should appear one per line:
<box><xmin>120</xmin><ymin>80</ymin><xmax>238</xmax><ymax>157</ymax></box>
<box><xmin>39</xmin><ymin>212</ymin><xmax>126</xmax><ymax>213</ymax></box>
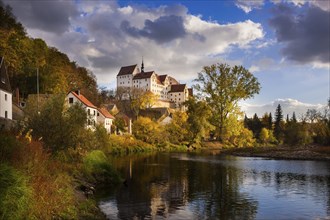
<box><xmin>0</xmin><ymin>131</ymin><xmax>193</xmax><ymax>219</ymax></box>
<box><xmin>220</xmin><ymin>145</ymin><xmax>330</xmax><ymax>161</ymax></box>
<box><xmin>0</xmin><ymin>132</ymin><xmax>122</xmax><ymax>219</ymax></box>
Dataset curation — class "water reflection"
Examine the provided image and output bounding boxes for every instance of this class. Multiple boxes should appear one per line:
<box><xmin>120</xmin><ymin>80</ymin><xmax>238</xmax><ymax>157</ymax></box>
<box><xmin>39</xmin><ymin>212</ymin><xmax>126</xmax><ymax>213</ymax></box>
<box><xmin>98</xmin><ymin>153</ymin><xmax>330</xmax><ymax>220</ymax></box>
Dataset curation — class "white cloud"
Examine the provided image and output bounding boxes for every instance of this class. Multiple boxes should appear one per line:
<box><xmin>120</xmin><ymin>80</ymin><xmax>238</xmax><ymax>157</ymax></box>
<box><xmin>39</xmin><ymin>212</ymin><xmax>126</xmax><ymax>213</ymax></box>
<box><xmin>271</xmin><ymin>0</ymin><xmax>330</xmax><ymax>11</ymax></box>
<box><xmin>241</xmin><ymin>98</ymin><xmax>326</xmax><ymax>118</ymax></box>
<box><xmin>11</xmin><ymin>2</ymin><xmax>264</xmax><ymax>86</ymax></box>
<box><xmin>235</xmin><ymin>0</ymin><xmax>265</xmax><ymax>13</ymax></box>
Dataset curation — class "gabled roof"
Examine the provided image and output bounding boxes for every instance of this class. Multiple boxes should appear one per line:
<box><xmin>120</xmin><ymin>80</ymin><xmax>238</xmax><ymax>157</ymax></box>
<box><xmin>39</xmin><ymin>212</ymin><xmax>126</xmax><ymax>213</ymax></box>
<box><xmin>70</xmin><ymin>91</ymin><xmax>97</xmax><ymax>109</ymax></box>
<box><xmin>133</xmin><ymin>71</ymin><xmax>155</xmax><ymax>80</ymax></box>
<box><xmin>169</xmin><ymin>84</ymin><xmax>186</xmax><ymax>93</ymax></box>
<box><xmin>117</xmin><ymin>64</ymin><xmax>138</xmax><ymax>76</ymax></box>
<box><xmin>168</xmin><ymin>76</ymin><xmax>179</xmax><ymax>85</ymax></box>
<box><xmin>158</xmin><ymin>75</ymin><xmax>167</xmax><ymax>84</ymax></box>
<box><xmin>0</xmin><ymin>57</ymin><xmax>12</xmax><ymax>93</ymax></box>
<box><xmin>98</xmin><ymin>107</ymin><xmax>115</xmax><ymax>119</ymax></box>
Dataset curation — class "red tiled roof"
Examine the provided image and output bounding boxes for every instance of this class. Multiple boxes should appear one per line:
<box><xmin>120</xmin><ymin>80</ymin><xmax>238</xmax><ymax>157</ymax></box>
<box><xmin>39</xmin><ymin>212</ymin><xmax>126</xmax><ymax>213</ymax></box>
<box><xmin>117</xmin><ymin>64</ymin><xmax>137</xmax><ymax>76</ymax></box>
<box><xmin>168</xmin><ymin>84</ymin><xmax>186</xmax><ymax>93</ymax></box>
<box><xmin>71</xmin><ymin>91</ymin><xmax>97</xmax><ymax>109</ymax></box>
<box><xmin>133</xmin><ymin>71</ymin><xmax>154</xmax><ymax>79</ymax></box>
<box><xmin>98</xmin><ymin>107</ymin><xmax>115</xmax><ymax>119</ymax></box>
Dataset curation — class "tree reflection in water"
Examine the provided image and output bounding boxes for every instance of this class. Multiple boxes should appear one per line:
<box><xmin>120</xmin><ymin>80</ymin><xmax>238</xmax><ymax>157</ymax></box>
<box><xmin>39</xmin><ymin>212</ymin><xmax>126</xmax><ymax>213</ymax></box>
<box><xmin>98</xmin><ymin>153</ymin><xmax>330</xmax><ymax>220</ymax></box>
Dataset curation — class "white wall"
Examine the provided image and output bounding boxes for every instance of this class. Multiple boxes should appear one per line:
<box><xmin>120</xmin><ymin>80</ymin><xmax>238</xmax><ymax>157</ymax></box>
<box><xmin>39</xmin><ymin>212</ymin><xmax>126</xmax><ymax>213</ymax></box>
<box><xmin>66</xmin><ymin>93</ymin><xmax>97</xmax><ymax>130</ymax></box>
<box><xmin>0</xmin><ymin>90</ymin><xmax>12</xmax><ymax>120</ymax></box>
<box><xmin>97</xmin><ymin>113</ymin><xmax>113</xmax><ymax>134</ymax></box>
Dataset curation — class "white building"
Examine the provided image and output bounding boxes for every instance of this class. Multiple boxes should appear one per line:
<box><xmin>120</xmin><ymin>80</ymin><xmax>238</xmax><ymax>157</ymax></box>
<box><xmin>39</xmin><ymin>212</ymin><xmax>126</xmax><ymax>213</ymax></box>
<box><xmin>97</xmin><ymin>107</ymin><xmax>115</xmax><ymax>134</ymax></box>
<box><xmin>116</xmin><ymin>63</ymin><xmax>192</xmax><ymax>108</ymax></box>
<box><xmin>66</xmin><ymin>90</ymin><xmax>115</xmax><ymax>133</ymax></box>
<box><xmin>66</xmin><ymin>90</ymin><xmax>98</xmax><ymax>130</ymax></box>
<box><xmin>0</xmin><ymin>57</ymin><xmax>12</xmax><ymax>120</ymax></box>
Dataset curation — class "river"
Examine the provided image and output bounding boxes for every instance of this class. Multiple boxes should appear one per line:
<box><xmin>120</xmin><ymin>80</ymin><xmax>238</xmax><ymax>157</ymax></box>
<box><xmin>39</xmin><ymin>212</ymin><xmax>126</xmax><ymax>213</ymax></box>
<box><xmin>97</xmin><ymin>151</ymin><xmax>330</xmax><ymax>219</ymax></box>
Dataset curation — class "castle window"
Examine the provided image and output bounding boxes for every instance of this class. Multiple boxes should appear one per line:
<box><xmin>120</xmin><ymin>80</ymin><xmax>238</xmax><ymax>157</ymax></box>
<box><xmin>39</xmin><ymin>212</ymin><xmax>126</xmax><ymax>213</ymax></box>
<box><xmin>69</xmin><ymin>97</ymin><xmax>73</xmax><ymax>104</ymax></box>
<box><xmin>5</xmin><ymin>111</ymin><xmax>8</xmax><ymax>118</ymax></box>
<box><xmin>5</xmin><ymin>94</ymin><xmax>7</xmax><ymax>101</ymax></box>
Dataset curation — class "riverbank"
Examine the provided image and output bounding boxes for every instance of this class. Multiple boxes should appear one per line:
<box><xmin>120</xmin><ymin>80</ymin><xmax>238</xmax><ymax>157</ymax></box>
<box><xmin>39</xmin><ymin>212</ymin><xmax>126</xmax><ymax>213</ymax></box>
<box><xmin>221</xmin><ymin>145</ymin><xmax>330</xmax><ymax>161</ymax></box>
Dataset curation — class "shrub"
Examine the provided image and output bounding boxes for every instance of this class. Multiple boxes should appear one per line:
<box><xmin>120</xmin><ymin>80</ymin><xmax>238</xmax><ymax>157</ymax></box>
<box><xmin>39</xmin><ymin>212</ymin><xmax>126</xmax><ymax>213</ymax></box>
<box><xmin>133</xmin><ymin>116</ymin><xmax>165</xmax><ymax>144</ymax></box>
<box><xmin>0</xmin><ymin>133</ymin><xmax>21</xmax><ymax>163</ymax></box>
<box><xmin>106</xmin><ymin>135</ymin><xmax>156</xmax><ymax>155</ymax></box>
<box><xmin>0</xmin><ymin>164</ymin><xmax>32</xmax><ymax>220</ymax></box>
<box><xmin>83</xmin><ymin>150</ymin><xmax>121</xmax><ymax>184</ymax></box>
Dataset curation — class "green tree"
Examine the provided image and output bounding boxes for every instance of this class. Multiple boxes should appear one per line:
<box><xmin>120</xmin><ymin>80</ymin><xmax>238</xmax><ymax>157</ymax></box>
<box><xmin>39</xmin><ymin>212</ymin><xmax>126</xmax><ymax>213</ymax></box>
<box><xmin>261</xmin><ymin>112</ymin><xmax>272</xmax><ymax>130</ymax></box>
<box><xmin>165</xmin><ymin>111</ymin><xmax>189</xmax><ymax>145</ymax></box>
<box><xmin>194</xmin><ymin>63</ymin><xmax>260</xmax><ymax>140</ymax></box>
<box><xmin>274</xmin><ymin>104</ymin><xmax>284</xmax><ymax>142</ymax></box>
<box><xmin>185</xmin><ymin>97</ymin><xmax>215</xmax><ymax>145</ymax></box>
<box><xmin>221</xmin><ymin>113</ymin><xmax>256</xmax><ymax>147</ymax></box>
<box><xmin>26</xmin><ymin>95</ymin><xmax>88</xmax><ymax>152</ymax></box>
<box><xmin>132</xmin><ymin>117</ymin><xmax>164</xmax><ymax>144</ymax></box>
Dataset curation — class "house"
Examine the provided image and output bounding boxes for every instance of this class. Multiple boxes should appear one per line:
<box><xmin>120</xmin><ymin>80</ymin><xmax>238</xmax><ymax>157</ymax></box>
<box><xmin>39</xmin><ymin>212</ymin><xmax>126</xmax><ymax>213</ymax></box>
<box><xmin>97</xmin><ymin>107</ymin><xmax>115</xmax><ymax>134</ymax></box>
<box><xmin>66</xmin><ymin>90</ymin><xmax>98</xmax><ymax>130</ymax></box>
<box><xmin>116</xmin><ymin>62</ymin><xmax>192</xmax><ymax>109</ymax></box>
<box><xmin>0</xmin><ymin>57</ymin><xmax>12</xmax><ymax>120</ymax></box>
<box><xmin>66</xmin><ymin>90</ymin><xmax>116</xmax><ymax>133</ymax></box>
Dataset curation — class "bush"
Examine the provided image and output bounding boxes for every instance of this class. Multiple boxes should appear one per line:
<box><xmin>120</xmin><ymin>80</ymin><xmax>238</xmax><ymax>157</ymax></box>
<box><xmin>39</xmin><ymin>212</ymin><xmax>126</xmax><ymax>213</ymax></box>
<box><xmin>0</xmin><ymin>133</ymin><xmax>21</xmax><ymax>163</ymax></box>
<box><xmin>83</xmin><ymin>150</ymin><xmax>121</xmax><ymax>184</ymax></box>
<box><xmin>132</xmin><ymin>117</ymin><xmax>164</xmax><ymax>144</ymax></box>
<box><xmin>106</xmin><ymin>135</ymin><xmax>156</xmax><ymax>155</ymax></box>
<box><xmin>0</xmin><ymin>164</ymin><xmax>32</xmax><ymax>220</ymax></box>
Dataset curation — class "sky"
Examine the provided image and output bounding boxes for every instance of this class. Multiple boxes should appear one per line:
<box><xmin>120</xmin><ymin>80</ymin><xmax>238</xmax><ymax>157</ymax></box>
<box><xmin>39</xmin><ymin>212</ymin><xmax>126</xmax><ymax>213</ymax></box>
<box><xmin>3</xmin><ymin>0</ymin><xmax>329</xmax><ymax>117</ymax></box>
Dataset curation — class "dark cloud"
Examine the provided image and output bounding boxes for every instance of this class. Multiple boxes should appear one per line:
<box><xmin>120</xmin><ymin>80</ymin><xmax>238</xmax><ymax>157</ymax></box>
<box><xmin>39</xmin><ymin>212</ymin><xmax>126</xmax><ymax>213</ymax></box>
<box><xmin>269</xmin><ymin>4</ymin><xmax>330</xmax><ymax>64</ymax></box>
<box><xmin>4</xmin><ymin>0</ymin><xmax>78</xmax><ymax>34</ymax></box>
<box><xmin>121</xmin><ymin>15</ymin><xmax>186</xmax><ymax>43</ymax></box>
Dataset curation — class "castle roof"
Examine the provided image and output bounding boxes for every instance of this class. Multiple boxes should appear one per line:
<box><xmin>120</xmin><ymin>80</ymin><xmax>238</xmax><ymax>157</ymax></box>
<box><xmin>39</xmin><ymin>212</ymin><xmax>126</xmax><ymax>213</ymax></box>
<box><xmin>169</xmin><ymin>84</ymin><xmax>186</xmax><ymax>93</ymax></box>
<box><xmin>133</xmin><ymin>71</ymin><xmax>155</xmax><ymax>79</ymax></box>
<box><xmin>117</xmin><ymin>64</ymin><xmax>137</xmax><ymax>76</ymax></box>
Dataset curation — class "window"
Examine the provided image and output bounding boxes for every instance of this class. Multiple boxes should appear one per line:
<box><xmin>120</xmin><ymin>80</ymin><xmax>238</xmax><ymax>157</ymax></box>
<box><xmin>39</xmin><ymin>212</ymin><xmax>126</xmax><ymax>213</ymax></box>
<box><xmin>69</xmin><ymin>97</ymin><xmax>73</xmax><ymax>104</ymax></box>
<box><xmin>5</xmin><ymin>94</ymin><xmax>7</xmax><ymax>101</ymax></box>
<box><xmin>97</xmin><ymin>112</ymin><xmax>99</xmax><ymax>116</ymax></box>
<box><xmin>88</xmin><ymin>109</ymin><xmax>90</xmax><ymax>115</ymax></box>
<box><xmin>1</xmin><ymin>75</ymin><xmax>5</xmax><ymax>84</ymax></box>
<box><xmin>145</xmin><ymin>79</ymin><xmax>147</xmax><ymax>82</ymax></box>
<box><xmin>94</xmin><ymin>110</ymin><xmax>96</xmax><ymax>115</ymax></box>
<box><xmin>5</xmin><ymin>111</ymin><xmax>8</xmax><ymax>118</ymax></box>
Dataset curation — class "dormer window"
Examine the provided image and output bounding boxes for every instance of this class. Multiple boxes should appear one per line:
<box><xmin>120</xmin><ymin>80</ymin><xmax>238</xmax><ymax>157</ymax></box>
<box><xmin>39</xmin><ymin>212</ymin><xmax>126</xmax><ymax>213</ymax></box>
<box><xmin>1</xmin><ymin>75</ymin><xmax>5</xmax><ymax>84</ymax></box>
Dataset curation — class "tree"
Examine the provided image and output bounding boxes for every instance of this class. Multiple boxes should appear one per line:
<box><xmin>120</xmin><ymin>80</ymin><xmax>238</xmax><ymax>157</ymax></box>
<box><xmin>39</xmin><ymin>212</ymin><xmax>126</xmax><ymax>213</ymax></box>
<box><xmin>194</xmin><ymin>63</ymin><xmax>260</xmax><ymax>140</ymax></box>
<box><xmin>185</xmin><ymin>97</ymin><xmax>215</xmax><ymax>145</ymax></box>
<box><xmin>261</xmin><ymin>112</ymin><xmax>272</xmax><ymax>130</ymax></box>
<box><xmin>274</xmin><ymin>104</ymin><xmax>284</xmax><ymax>142</ymax></box>
<box><xmin>26</xmin><ymin>95</ymin><xmax>88</xmax><ymax>152</ymax></box>
<box><xmin>291</xmin><ymin>112</ymin><xmax>297</xmax><ymax>123</ymax></box>
<box><xmin>165</xmin><ymin>111</ymin><xmax>189</xmax><ymax>145</ymax></box>
<box><xmin>132</xmin><ymin>117</ymin><xmax>164</xmax><ymax>144</ymax></box>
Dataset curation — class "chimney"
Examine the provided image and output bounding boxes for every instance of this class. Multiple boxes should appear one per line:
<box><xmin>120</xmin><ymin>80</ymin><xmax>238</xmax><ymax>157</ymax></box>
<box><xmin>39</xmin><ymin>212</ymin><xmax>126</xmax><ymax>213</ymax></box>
<box><xmin>75</xmin><ymin>89</ymin><xmax>80</xmax><ymax>96</ymax></box>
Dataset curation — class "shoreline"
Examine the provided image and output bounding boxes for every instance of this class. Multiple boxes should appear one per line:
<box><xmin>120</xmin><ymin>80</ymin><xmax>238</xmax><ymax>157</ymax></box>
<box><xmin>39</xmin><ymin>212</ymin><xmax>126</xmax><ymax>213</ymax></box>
<box><xmin>220</xmin><ymin>145</ymin><xmax>330</xmax><ymax>161</ymax></box>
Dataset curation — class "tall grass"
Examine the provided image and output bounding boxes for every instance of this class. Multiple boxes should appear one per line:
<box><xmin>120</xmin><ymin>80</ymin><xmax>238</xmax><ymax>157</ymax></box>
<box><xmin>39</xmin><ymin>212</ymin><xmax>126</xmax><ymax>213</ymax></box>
<box><xmin>0</xmin><ymin>164</ymin><xmax>32</xmax><ymax>220</ymax></box>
